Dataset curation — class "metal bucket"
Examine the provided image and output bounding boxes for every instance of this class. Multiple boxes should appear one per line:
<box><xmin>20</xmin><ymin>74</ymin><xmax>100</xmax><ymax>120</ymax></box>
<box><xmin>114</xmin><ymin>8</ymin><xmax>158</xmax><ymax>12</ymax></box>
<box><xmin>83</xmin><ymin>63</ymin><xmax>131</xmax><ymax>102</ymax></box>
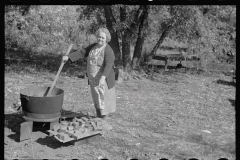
<box><xmin>20</xmin><ymin>86</ymin><xmax>64</xmax><ymax>120</ymax></box>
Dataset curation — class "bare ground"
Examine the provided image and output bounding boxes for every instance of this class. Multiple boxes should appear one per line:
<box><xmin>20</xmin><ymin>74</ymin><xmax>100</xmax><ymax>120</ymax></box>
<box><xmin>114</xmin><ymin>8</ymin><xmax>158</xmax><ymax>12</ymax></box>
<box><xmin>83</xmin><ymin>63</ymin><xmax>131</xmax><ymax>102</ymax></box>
<box><xmin>4</xmin><ymin>66</ymin><xmax>235</xmax><ymax>160</ymax></box>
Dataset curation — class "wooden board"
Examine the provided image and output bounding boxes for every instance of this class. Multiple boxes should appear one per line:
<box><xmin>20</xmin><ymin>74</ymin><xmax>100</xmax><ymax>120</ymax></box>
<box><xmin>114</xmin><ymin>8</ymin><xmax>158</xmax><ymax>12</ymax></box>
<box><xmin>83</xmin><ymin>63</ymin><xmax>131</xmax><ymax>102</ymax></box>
<box><xmin>47</xmin><ymin>130</ymin><xmax>102</xmax><ymax>143</ymax></box>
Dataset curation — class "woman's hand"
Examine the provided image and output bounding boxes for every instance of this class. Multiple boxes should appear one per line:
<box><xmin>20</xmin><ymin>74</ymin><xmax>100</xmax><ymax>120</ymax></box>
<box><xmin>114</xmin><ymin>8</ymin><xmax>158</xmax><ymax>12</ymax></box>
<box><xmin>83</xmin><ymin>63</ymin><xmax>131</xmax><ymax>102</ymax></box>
<box><xmin>99</xmin><ymin>76</ymin><xmax>106</xmax><ymax>88</ymax></box>
<box><xmin>62</xmin><ymin>56</ymin><xmax>69</xmax><ymax>63</ymax></box>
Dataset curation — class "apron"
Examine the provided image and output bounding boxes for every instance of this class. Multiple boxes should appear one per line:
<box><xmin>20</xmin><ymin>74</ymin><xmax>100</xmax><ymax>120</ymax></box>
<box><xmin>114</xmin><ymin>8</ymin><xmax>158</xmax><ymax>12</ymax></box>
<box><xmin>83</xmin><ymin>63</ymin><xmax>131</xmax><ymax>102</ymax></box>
<box><xmin>87</xmin><ymin>44</ymin><xmax>116</xmax><ymax>115</ymax></box>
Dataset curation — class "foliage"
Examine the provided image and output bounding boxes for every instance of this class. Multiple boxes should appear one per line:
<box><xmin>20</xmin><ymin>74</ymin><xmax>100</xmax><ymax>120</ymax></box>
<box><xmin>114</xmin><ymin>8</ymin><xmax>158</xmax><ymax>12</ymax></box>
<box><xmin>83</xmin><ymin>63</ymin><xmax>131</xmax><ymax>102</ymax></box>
<box><xmin>145</xmin><ymin>5</ymin><xmax>236</xmax><ymax>69</ymax></box>
<box><xmin>5</xmin><ymin>5</ymin><xmax>92</xmax><ymax>54</ymax></box>
<box><xmin>187</xmin><ymin>6</ymin><xmax>236</xmax><ymax>66</ymax></box>
<box><xmin>78</xmin><ymin>5</ymin><xmax>106</xmax><ymax>34</ymax></box>
<box><xmin>5</xmin><ymin>5</ymin><xmax>236</xmax><ymax>68</ymax></box>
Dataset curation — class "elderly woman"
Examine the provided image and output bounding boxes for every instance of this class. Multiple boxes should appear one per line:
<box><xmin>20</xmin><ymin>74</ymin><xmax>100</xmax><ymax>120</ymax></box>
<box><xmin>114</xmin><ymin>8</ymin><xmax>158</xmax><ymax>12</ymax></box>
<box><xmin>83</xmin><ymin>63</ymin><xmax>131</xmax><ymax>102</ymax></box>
<box><xmin>62</xmin><ymin>28</ymin><xmax>116</xmax><ymax>120</ymax></box>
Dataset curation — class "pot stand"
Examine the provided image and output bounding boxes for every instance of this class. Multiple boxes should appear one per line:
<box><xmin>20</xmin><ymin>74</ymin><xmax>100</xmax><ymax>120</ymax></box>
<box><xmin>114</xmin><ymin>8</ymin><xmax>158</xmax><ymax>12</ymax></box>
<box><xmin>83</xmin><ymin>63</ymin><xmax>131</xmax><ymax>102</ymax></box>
<box><xmin>20</xmin><ymin>116</ymin><xmax>60</xmax><ymax>142</ymax></box>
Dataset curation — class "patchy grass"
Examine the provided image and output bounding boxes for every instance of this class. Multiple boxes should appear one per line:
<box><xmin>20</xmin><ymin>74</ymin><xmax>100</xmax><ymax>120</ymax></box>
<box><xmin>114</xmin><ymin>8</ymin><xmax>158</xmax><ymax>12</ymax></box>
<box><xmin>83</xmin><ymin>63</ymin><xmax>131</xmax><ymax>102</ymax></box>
<box><xmin>4</xmin><ymin>50</ymin><xmax>235</xmax><ymax>159</ymax></box>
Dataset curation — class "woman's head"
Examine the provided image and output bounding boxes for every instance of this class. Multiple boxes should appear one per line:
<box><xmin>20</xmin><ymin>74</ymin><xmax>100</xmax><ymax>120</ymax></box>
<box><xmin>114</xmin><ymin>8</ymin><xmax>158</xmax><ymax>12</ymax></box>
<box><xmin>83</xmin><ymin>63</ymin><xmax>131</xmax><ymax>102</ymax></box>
<box><xmin>95</xmin><ymin>28</ymin><xmax>111</xmax><ymax>45</ymax></box>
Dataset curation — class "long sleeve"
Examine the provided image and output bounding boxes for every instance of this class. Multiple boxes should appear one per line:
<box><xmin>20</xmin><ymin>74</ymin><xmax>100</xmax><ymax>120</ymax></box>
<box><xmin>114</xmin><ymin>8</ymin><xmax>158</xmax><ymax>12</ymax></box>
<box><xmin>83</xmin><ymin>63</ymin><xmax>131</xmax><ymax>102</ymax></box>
<box><xmin>102</xmin><ymin>45</ymin><xmax>115</xmax><ymax>77</ymax></box>
<box><xmin>68</xmin><ymin>43</ymin><xmax>97</xmax><ymax>62</ymax></box>
<box><xmin>68</xmin><ymin>49</ymin><xmax>86</xmax><ymax>62</ymax></box>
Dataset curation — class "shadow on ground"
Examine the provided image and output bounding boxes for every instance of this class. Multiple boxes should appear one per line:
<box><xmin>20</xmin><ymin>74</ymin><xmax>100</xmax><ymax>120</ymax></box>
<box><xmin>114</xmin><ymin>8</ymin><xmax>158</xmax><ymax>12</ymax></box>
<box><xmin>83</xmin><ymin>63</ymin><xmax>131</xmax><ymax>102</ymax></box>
<box><xmin>228</xmin><ymin>99</ymin><xmax>235</xmax><ymax>107</ymax></box>
<box><xmin>147</xmin><ymin>64</ymin><xmax>187</xmax><ymax>70</ymax></box>
<box><xmin>216</xmin><ymin>79</ymin><xmax>236</xmax><ymax>87</ymax></box>
<box><xmin>5</xmin><ymin>112</ymin><xmax>55</xmax><ymax>143</ymax></box>
<box><xmin>5</xmin><ymin>48</ymin><xmax>86</xmax><ymax>77</ymax></box>
<box><xmin>35</xmin><ymin>109</ymin><xmax>99</xmax><ymax>149</ymax></box>
<box><xmin>5</xmin><ymin>112</ymin><xmax>25</xmax><ymax>142</ymax></box>
<box><xmin>35</xmin><ymin>136</ymin><xmax>73</xmax><ymax>149</ymax></box>
<box><xmin>5</xmin><ymin>108</ymin><xmax>91</xmax><ymax>144</ymax></box>
<box><xmin>143</xmin><ymin>64</ymin><xmax>206</xmax><ymax>82</ymax></box>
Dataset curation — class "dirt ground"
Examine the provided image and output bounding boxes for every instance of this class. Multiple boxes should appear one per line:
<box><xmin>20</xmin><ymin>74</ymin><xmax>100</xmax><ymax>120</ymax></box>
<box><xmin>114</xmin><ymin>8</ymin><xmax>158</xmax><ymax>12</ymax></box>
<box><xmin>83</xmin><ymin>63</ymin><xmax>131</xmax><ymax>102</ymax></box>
<box><xmin>4</xmin><ymin>67</ymin><xmax>235</xmax><ymax>160</ymax></box>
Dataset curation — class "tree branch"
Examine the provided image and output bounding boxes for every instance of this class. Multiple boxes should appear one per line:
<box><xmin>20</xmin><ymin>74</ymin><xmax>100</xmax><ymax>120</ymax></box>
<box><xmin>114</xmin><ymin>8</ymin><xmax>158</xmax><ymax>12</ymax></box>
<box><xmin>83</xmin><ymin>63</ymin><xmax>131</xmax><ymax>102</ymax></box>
<box><xmin>128</xmin><ymin>5</ymin><xmax>145</xmax><ymax>35</ymax></box>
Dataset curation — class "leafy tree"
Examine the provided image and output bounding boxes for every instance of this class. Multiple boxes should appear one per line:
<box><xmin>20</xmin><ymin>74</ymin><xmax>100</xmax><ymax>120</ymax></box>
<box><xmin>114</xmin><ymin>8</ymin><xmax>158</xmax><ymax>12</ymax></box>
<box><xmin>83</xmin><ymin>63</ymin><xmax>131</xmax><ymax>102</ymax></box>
<box><xmin>131</xmin><ymin>5</ymin><xmax>149</xmax><ymax>70</ymax></box>
<box><xmin>146</xmin><ymin>5</ymin><xmax>236</xmax><ymax>69</ymax></box>
<box><xmin>5</xmin><ymin>5</ymin><xmax>236</xmax><ymax>74</ymax></box>
<box><xmin>81</xmin><ymin>5</ymin><xmax>150</xmax><ymax>71</ymax></box>
<box><xmin>148</xmin><ymin>5</ymin><xmax>196</xmax><ymax>57</ymax></box>
<box><xmin>5</xmin><ymin>5</ymin><xmax>88</xmax><ymax>54</ymax></box>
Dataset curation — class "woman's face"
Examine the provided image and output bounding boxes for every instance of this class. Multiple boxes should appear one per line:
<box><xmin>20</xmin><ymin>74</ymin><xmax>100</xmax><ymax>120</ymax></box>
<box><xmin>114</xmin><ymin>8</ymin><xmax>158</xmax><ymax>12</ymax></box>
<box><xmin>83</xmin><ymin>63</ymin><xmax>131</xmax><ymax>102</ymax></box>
<box><xmin>97</xmin><ymin>32</ymin><xmax>107</xmax><ymax>46</ymax></box>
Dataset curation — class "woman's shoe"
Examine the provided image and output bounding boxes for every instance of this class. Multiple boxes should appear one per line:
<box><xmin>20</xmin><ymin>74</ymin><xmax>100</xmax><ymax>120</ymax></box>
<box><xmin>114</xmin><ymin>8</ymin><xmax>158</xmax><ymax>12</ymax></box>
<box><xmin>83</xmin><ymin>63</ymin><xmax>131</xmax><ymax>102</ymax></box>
<box><xmin>101</xmin><ymin>115</ymin><xmax>107</xmax><ymax>120</ymax></box>
<box><xmin>102</xmin><ymin>113</ymin><xmax>112</xmax><ymax>120</ymax></box>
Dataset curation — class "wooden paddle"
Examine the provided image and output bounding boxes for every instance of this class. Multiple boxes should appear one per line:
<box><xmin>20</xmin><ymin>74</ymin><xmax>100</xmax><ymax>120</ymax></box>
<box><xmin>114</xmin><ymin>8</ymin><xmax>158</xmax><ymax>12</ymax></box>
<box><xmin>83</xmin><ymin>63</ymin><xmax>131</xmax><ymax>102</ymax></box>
<box><xmin>44</xmin><ymin>44</ymin><xmax>73</xmax><ymax>97</ymax></box>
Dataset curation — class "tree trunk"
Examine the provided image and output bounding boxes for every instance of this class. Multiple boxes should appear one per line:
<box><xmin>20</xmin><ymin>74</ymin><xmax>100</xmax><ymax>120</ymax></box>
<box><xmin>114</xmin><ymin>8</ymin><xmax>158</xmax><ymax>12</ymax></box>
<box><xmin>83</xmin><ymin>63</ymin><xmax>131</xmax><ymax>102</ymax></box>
<box><xmin>119</xmin><ymin>5</ymin><xmax>131</xmax><ymax>71</ymax></box>
<box><xmin>121</xmin><ymin>5</ymin><xmax>147</xmax><ymax>71</ymax></box>
<box><xmin>132</xmin><ymin>37</ymin><xmax>144</xmax><ymax>70</ymax></box>
<box><xmin>149</xmin><ymin>26</ymin><xmax>172</xmax><ymax>57</ymax></box>
<box><xmin>132</xmin><ymin>6</ymin><xmax>149</xmax><ymax>70</ymax></box>
<box><xmin>103</xmin><ymin>5</ymin><xmax>122</xmax><ymax>66</ymax></box>
<box><xmin>103</xmin><ymin>5</ymin><xmax>147</xmax><ymax>79</ymax></box>
<box><xmin>147</xmin><ymin>17</ymin><xmax>177</xmax><ymax>61</ymax></box>
<box><xmin>122</xmin><ymin>31</ymin><xmax>132</xmax><ymax>71</ymax></box>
